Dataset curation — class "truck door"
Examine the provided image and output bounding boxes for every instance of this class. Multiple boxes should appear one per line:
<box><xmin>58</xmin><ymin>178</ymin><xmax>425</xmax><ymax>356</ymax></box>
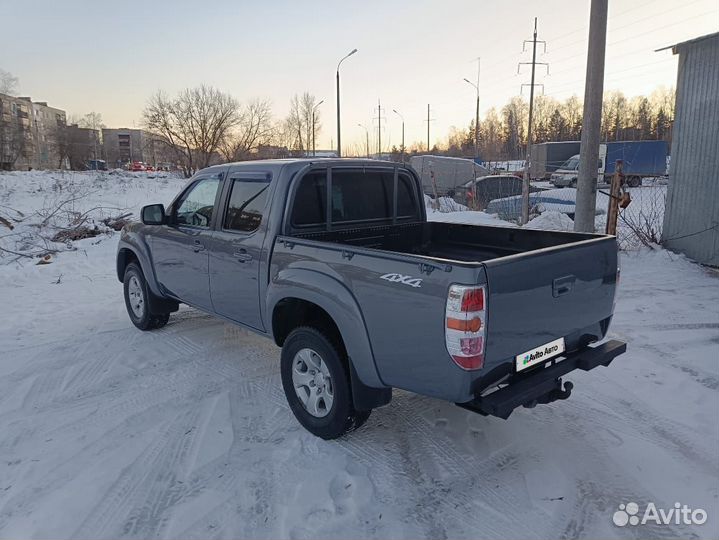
<box><xmin>208</xmin><ymin>173</ymin><xmax>271</xmax><ymax>330</ymax></box>
<box><xmin>152</xmin><ymin>173</ymin><xmax>223</xmax><ymax>310</ymax></box>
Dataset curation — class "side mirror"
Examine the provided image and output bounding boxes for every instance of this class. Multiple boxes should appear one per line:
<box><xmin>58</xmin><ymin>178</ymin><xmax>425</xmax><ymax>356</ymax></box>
<box><xmin>141</xmin><ymin>204</ymin><xmax>167</xmax><ymax>225</ymax></box>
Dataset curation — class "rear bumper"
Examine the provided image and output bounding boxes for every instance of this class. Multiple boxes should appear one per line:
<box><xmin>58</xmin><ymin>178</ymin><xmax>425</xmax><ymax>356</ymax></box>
<box><xmin>457</xmin><ymin>339</ymin><xmax>626</xmax><ymax>419</ymax></box>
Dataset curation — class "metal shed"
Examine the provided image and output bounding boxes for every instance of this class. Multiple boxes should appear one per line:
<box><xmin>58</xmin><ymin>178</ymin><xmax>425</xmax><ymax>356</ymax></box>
<box><xmin>659</xmin><ymin>32</ymin><xmax>719</xmax><ymax>266</ymax></box>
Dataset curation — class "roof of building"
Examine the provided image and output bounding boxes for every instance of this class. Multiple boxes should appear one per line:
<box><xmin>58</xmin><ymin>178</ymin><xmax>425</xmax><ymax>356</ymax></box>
<box><xmin>656</xmin><ymin>31</ymin><xmax>719</xmax><ymax>53</ymax></box>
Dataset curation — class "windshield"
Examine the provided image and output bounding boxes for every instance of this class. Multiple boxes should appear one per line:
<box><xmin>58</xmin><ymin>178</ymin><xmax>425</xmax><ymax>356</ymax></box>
<box><xmin>561</xmin><ymin>156</ymin><xmax>580</xmax><ymax>170</ymax></box>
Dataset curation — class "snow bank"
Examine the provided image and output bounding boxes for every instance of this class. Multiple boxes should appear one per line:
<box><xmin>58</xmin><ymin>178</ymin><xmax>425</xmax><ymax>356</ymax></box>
<box><xmin>424</xmin><ymin>194</ymin><xmax>468</xmax><ymax>213</ymax></box>
<box><xmin>0</xmin><ymin>170</ymin><xmax>186</xmax><ymax>265</ymax></box>
<box><xmin>523</xmin><ymin>210</ymin><xmax>575</xmax><ymax>231</ymax></box>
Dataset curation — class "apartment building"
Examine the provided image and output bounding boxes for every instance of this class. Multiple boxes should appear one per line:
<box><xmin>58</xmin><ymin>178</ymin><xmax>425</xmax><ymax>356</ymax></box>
<box><xmin>0</xmin><ymin>93</ymin><xmax>66</xmax><ymax>170</ymax></box>
<box><xmin>101</xmin><ymin>128</ymin><xmax>146</xmax><ymax>167</ymax></box>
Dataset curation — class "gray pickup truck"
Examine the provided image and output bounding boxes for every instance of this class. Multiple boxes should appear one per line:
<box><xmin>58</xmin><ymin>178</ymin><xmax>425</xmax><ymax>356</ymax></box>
<box><xmin>117</xmin><ymin>159</ymin><xmax>626</xmax><ymax>439</ymax></box>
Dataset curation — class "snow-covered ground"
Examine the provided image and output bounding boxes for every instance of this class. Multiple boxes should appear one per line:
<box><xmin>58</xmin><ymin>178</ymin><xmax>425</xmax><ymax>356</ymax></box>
<box><xmin>0</xmin><ymin>171</ymin><xmax>717</xmax><ymax>539</ymax></box>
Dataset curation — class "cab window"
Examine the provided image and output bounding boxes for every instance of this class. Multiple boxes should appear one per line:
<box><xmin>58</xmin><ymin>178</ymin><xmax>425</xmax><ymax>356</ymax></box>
<box><xmin>223</xmin><ymin>178</ymin><xmax>270</xmax><ymax>232</ymax></box>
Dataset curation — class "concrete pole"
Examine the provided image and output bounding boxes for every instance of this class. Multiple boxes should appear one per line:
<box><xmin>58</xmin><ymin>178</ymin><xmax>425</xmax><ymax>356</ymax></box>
<box><xmin>475</xmin><ymin>57</ymin><xmax>480</xmax><ymax>158</ymax></box>
<box><xmin>312</xmin><ymin>111</ymin><xmax>316</xmax><ymax>157</ymax></box>
<box><xmin>574</xmin><ymin>0</ymin><xmax>608</xmax><ymax>232</ymax></box>
<box><xmin>336</xmin><ymin>70</ymin><xmax>341</xmax><ymax>158</ymax></box>
<box><xmin>427</xmin><ymin>104</ymin><xmax>430</xmax><ymax>152</ymax></box>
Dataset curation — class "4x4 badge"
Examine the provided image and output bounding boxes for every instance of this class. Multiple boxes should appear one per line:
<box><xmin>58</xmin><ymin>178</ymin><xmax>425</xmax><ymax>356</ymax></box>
<box><xmin>380</xmin><ymin>273</ymin><xmax>422</xmax><ymax>288</ymax></box>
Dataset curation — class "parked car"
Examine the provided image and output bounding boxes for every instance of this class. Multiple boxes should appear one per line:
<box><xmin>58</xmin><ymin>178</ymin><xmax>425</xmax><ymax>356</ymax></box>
<box><xmin>485</xmin><ymin>187</ymin><xmax>610</xmax><ymax>221</ymax></box>
<box><xmin>456</xmin><ymin>174</ymin><xmax>536</xmax><ymax>209</ymax></box>
<box><xmin>117</xmin><ymin>159</ymin><xmax>626</xmax><ymax>439</ymax></box>
<box><xmin>129</xmin><ymin>161</ymin><xmax>146</xmax><ymax>172</ymax></box>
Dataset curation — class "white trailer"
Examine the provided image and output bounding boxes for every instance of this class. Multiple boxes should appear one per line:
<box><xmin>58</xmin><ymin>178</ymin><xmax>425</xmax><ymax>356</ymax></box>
<box><xmin>409</xmin><ymin>155</ymin><xmax>489</xmax><ymax>197</ymax></box>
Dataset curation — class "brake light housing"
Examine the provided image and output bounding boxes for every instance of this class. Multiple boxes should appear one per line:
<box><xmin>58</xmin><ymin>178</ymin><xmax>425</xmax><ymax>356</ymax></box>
<box><xmin>445</xmin><ymin>284</ymin><xmax>487</xmax><ymax>370</ymax></box>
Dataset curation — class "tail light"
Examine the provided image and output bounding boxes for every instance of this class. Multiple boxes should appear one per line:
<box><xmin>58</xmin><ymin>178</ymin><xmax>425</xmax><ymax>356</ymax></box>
<box><xmin>446</xmin><ymin>284</ymin><xmax>487</xmax><ymax>370</ymax></box>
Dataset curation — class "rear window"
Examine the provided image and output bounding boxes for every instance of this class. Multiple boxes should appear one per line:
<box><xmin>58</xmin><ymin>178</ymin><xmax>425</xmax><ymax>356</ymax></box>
<box><xmin>291</xmin><ymin>169</ymin><xmax>418</xmax><ymax>227</ymax></box>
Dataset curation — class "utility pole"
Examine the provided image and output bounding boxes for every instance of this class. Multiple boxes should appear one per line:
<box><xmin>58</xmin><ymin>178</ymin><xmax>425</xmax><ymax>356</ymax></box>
<box><xmin>424</xmin><ymin>104</ymin><xmax>435</xmax><ymax>152</ymax></box>
<box><xmin>575</xmin><ymin>0</ymin><xmax>608</xmax><ymax>233</ymax></box>
<box><xmin>374</xmin><ymin>99</ymin><xmax>385</xmax><ymax>158</ymax></box>
<box><xmin>518</xmin><ymin>18</ymin><xmax>548</xmax><ymax>224</ymax></box>
<box><xmin>392</xmin><ymin>109</ymin><xmax>405</xmax><ymax>163</ymax></box>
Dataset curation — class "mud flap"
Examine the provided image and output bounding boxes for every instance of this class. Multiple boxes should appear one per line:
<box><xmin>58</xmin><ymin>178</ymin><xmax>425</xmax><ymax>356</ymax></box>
<box><xmin>348</xmin><ymin>360</ymin><xmax>392</xmax><ymax>411</ymax></box>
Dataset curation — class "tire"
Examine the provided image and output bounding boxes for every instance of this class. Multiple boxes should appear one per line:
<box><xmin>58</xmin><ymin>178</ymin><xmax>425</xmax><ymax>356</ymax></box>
<box><xmin>123</xmin><ymin>262</ymin><xmax>171</xmax><ymax>331</ymax></box>
<box><xmin>281</xmin><ymin>327</ymin><xmax>371</xmax><ymax>439</ymax></box>
<box><xmin>570</xmin><ymin>178</ymin><xmax>577</xmax><ymax>188</ymax></box>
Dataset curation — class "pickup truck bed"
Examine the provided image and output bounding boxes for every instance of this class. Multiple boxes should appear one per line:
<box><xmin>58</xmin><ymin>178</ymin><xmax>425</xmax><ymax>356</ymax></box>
<box><xmin>277</xmin><ymin>217</ymin><xmax>618</xmax><ymax>404</ymax></box>
<box><xmin>291</xmin><ymin>220</ymin><xmax>599</xmax><ymax>263</ymax></box>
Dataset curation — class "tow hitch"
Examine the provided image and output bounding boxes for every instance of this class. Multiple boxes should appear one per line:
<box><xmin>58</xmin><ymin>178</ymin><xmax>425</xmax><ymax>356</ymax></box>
<box><xmin>457</xmin><ymin>340</ymin><xmax>626</xmax><ymax>419</ymax></box>
<box><xmin>523</xmin><ymin>380</ymin><xmax>573</xmax><ymax>409</ymax></box>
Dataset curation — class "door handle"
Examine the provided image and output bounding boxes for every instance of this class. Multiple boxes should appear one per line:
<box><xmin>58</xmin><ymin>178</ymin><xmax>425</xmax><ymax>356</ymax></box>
<box><xmin>552</xmin><ymin>275</ymin><xmax>575</xmax><ymax>297</ymax></box>
<box><xmin>233</xmin><ymin>248</ymin><xmax>253</xmax><ymax>263</ymax></box>
<box><xmin>192</xmin><ymin>240</ymin><xmax>205</xmax><ymax>253</ymax></box>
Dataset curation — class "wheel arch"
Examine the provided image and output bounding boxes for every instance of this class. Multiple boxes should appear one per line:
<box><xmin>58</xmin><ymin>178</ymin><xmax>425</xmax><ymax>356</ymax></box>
<box><xmin>116</xmin><ymin>241</ymin><xmax>163</xmax><ymax>297</ymax></box>
<box><xmin>267</xmin><ymin>269</ymin><xmax>390</xmax><ymax>409</ymax></box>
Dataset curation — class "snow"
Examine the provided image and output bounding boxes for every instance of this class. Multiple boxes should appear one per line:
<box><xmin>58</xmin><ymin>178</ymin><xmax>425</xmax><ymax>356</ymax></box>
<box><xmin>523</xmin><ymin>210</ymin><xmax>575</xmax><ymax>231</ymax></box>
<box><xmin>0</xmin><ymin>171</ymin><xmax>717</xmax><ymax>539</ymax></box>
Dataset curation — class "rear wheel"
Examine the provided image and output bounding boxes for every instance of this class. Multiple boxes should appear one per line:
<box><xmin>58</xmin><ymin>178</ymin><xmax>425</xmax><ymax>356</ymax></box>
<box><xmin>281</xmin><ymin>327</ymin><xmax>371</xmax><ymax>439</ymax></box>
<box><xmin>627</xmin><ymin>175</ymin><xmax>641</xmax><ymax>187</ymax></box>
<box><xmin>123</xmin><ymin>263</ymin><xmax>171</xmax><ymax>331</ymax></box>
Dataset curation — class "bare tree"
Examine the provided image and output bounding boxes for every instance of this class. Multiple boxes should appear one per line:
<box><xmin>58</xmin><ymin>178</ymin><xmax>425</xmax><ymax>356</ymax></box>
<box><xmin>0</xmin><ymin>69</ymin><xmax>19</xmax><ymax>96</ymax></box>
<box><xmin>220</xmin><ymin>99</ymin><xmax>274</xmax><ymax>161</ymax></box>
<box><xmin>283</xmin><ymin>92</ymin><xmax>321</xmax><ymax>155</ymax></box>
<box><xmin>78</xmin><ymin>112</ymin><xmax>106</xmax><ymax>131</ymax></box>
<box><xmin>143</xmin><ymin>85</ymin><xmax>240</xmax><ymax>177</ymax></box>
<box><xmin>51</xmin><ymin>123</ymin><xmax>70</xmax><ymax>169</ymax></box>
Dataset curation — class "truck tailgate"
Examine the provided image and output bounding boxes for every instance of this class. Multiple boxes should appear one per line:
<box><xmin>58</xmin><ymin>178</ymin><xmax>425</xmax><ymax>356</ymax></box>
<box><xmin>482</xmin><ymin>236</ymin><xmax>618</xmax><ymax>373</ymax></box>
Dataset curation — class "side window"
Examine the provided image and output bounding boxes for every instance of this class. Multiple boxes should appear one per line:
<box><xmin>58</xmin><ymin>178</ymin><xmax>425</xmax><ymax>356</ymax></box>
<box><xmin>292</xmin><ymin>171</ymin><xmax>327</xmax><ymax>226</ymax></box>
<box><xmin>223</xmin><ymin>178</ymin><xmax>270</xmax><ymax>232</ymax></box>
<box><xmin>175</xmin><ymin>176</ymin><xmax>221</xmax><ymax>228</ymax></box>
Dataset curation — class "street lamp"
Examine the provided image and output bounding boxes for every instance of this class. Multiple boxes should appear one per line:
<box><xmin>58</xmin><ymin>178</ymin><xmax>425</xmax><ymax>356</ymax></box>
<box><xmin>463</xmin><ymin>73</ymin><xmax>480</xmax><ymax>158</ymax></box>
<box><xmin>357</xmin><ymin>124</ymin><xmax>369</xmax><ymax>158</ymax></box>
<box><xmin>336</xmin><ymin>48</ymin><xmax>358</xmax><ymax>158</ymax></box>
<box><xmin>392</xmin><ymin>109</ymin><xmax>405</xmax><ymax>163</ymax></box>
<box><xmin>312</xmin><ymin>99</ymin><xmax>324</xmax><ymax>157</ymax></box>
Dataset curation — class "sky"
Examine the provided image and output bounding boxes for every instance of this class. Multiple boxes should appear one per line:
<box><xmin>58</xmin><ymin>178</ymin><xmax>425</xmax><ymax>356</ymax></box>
<box><xmin>2</xmin><ymin>0</ymin><xmax>717</xmax><ymax>153</ymax></box>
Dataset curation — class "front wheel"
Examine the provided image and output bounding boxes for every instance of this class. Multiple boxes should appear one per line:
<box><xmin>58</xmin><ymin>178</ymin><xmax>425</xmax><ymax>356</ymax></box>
<box><xmin>281</xmin><ymin>327</ymin><xmax>371</xmax><ymax>439</ymax></box>
<box><xmin>123</xmin><ymin>262</ymin><xmax>171</xmax><ymax>331</ymax></box>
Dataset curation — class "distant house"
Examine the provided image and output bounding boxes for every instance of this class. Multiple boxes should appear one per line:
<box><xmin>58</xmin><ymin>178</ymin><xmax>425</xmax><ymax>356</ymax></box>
<box><xmin>101</xmin><ymin>128</ymin><xmax>147</xmax><ymax>168</ymax></box>
<box><xmin>659</xmin><ymin>32</ymin><xmax>719</xmax><ymax>266</ymax></box>
<box><xmin>66</xmin><ymin>124</ymin><xmax>101</xmax><ymax>169</ymax></box>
